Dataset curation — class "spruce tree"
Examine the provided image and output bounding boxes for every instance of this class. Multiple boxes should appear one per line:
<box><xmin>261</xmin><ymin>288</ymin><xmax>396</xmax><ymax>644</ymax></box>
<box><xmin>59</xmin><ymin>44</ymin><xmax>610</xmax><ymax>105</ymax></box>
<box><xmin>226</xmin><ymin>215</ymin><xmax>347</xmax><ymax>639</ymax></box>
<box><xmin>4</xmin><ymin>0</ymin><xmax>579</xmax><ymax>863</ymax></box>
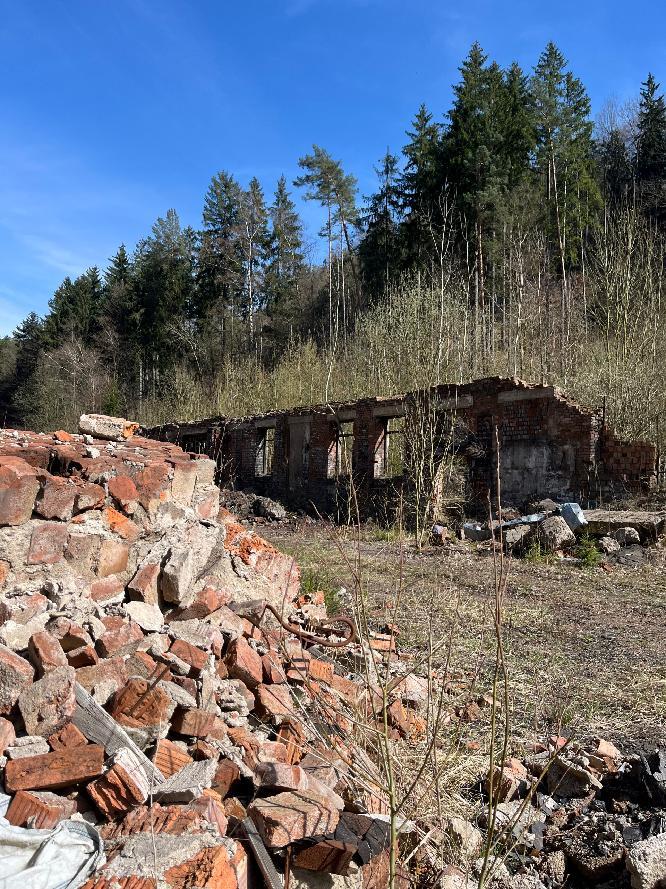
<box><xmin>197</xmin><ymin>171</ymin><xmax>245</xmax><ymax>356</ymax></box>
<box><xmin>499</xmin><ymin>62</ymin><xmax>536</xmax><ymax>191</ymax></box>
<box><xmin>635</xmin><ymin>73</ymin><xmax>666</xmax><ymax>221</ymax></box>
<box><xmin>399</xmin><ymin>104</ymin><xmax>443</xmax><ymax>266</ymax></box>
<box><xmin>265</xmin><ymin>175</ymin><xmax>304</xmax><ymax>313</ymax></box>
<box><xmin>359</xmin><ymin>150</ymin><xmax>403</xmax><ymax>301</ymax></box>
<box><xmin>597</xmin><ymin>129</ymin><xmax>634</xmax><ymax>205</ymax></box>
<box><xmin>239</xmin><ymin>177</ymin><xmax>270</xmax><ymax>342</ymax></box>
<box><xmin>531</xmin><ymin>42</ymin><xmax>599</xmax><ymax>270</ymax></box>
<box><xmin>133</xmin><ymin>209</ymin><xmax>194</xmax><ymax>396</ymax></box>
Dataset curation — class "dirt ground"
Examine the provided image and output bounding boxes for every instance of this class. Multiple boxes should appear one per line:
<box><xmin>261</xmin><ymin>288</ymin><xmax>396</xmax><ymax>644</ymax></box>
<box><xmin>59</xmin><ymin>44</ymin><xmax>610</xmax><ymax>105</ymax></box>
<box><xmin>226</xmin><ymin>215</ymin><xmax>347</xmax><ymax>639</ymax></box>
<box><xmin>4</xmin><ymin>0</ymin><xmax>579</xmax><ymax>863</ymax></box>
<box><xmin>260</xmin><ymin>518</ymin><xmax>666</xmax><ymax>754</ymax></box>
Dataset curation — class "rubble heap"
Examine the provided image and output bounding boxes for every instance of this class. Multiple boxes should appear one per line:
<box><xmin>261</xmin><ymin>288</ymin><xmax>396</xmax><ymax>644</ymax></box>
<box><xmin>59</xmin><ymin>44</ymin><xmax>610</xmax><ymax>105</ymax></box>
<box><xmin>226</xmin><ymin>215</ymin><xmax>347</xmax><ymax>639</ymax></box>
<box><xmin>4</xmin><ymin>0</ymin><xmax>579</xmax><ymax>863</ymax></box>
<box><xmin>438</xmin><ymin>738</ymin><xmax>666</xmax><ymax>889</ymax></box>
<box><xmin>0</xmin><ymin>416</ymin><xmax>411</xmax><ymax>889</ymax></box>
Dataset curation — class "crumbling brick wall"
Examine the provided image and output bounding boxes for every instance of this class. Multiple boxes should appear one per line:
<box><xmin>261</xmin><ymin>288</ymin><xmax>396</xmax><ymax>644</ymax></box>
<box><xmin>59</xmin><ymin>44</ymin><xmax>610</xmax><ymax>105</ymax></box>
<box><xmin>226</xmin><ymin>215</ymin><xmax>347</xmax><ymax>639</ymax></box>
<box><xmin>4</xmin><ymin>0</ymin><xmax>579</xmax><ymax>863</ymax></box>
<box><xmin>143</xmin><ymin>377</ymin><xmax>657</xmax><ymax>517</ymax></box>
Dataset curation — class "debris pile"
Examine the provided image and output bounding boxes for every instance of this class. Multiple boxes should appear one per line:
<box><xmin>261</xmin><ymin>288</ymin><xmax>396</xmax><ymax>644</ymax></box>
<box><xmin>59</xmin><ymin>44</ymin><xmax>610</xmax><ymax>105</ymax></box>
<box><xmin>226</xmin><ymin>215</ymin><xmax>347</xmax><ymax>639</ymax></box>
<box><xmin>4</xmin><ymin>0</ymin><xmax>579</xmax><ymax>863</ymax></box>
<box><xmin>458</xmin><ymin>500</ymin><xmax>666</xmax><ymax>562</ymax></box>
<box><xmin>434</xmin><ymin>738</ymin><xmax>666</xmax><ymax>889</ymax></box>
<box><xmin>0</xmin><ymin>416</ymin><xmax>416</xmax><ymax>889</ymax></box>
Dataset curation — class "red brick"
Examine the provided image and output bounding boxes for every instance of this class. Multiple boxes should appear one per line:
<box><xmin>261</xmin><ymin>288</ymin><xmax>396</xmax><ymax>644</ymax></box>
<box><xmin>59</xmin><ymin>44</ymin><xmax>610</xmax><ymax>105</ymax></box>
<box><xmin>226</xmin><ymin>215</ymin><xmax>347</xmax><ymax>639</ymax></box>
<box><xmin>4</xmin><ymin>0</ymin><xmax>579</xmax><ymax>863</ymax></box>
<box><xmin>275</xmin><ymin>720</ymin><xmax>305</xmax><ymax>764</ymax></box>
<box><xmin>67</xmin><ymin>644</ymin><xmax>99</xmax><ymax>668</ymax></box>
<box><xmin>96</xmin><ymin>617</ymin><xmax>144</xmax><ymax>657</ymax></box>
<box><xmin>102</xmin><ymin>506</ymin><xmax>141</xmax><ymax>541</ymax></box>
<box><xmin>35</xmin><ymin>476</ymin><xmax>77</xmax><ymax>520</ymax></box>
<box><xmin>5</xmin><ymin>744</ymin><xmax>105</xmax><ymax>792</ymax></box>
<box><xmin>28</xmin><ymin>630</ymin><xmax>68</xmax><ymax>675</ymax></box>
<box><xmin>127</xmin><ymin>562</ymin><xmax>160</xmax><ymax>604</ymax></box>
<box><xmin>0</xmin><ymin>715</ymin><xmax>16</xmax><ymax>752</ymax></box>
<box><xmin>171</xmin><ymin>707</ymin><xmax>217</xmax><ymax>738</ymax></box>
<box><xmin>75</xmin><ymin>656</ymin><xmax>128</xmax><ymax>697</ymax></box>
<box><xmin>26</xmin><ymin>522</ymin><xmax>69</xmax><ymax>565</ymax></box>
<box><xmin>153</xmin><ymin>739</ymin><xmax>193</xmax><ymax>778</ymax></box>
<box><xmin>308</xmin><ymin>658</ymin><xmax>334</xmax><ymax>685</ymax></box>
<box><xmin>48</xmin><ymin>618</ymin><xmax>92</xmax><ymax>651</ymax></box>
<box><xmin>164</xmin><ymin>843</ymin><xmax>238</xmax><ymax>889</ymax></box>
<box><xmin>110</xmin><ymin>678</ymin><xmax>175</xmax><ymax>732</ymax></box>
<box><xmin>135</xmin><ymin>462</ymin><xmax>171</xmax><ymax>512</ymax></box>
<box><xmin>169</xmin><ymin>639</ymin><xmax>208</xmax><ymax>675</ymax></box>
<box><xmin>18</xmin><ymin>665</ymin><xmax>77</xmax><ymax>737</ymax></box>
<box><xmin>212</xmin><ymin>759</ymin><xmax>240</xmax><ymax>798</ymax></box>
<box><xmin>293</xmin><ymin>839</ymin><xmax>356</xmax><ymax>874</ymax></box>
<box><xmin>248</xmin><ymin>790</ymin><xmax>340</xmax><ymax>847</ymax></box>
<box><xmin>6</xmin><ymin>789</ymin><xmax>77</xmax><ymax>829</ymax></box>
<box><xmin>97</xmin><ymin>538</ymin><xmax>129</xmax><ymax>577</ymax></box>
<box><xmin>48</xmin><ymin>721</ymin><xmax>87</xmax><ymax>750</ymax></box>
<box><xmin>262</xmin><ymin>652</ymin><xmax>287</xmax><ymax>684</ymax></box>
<box><xmin>254</xmin><ymin>762</ymin><xmax>309</xmax><ymax>793</ymax></box>
<box><xmin>90</xmin><ymin>575</ymin><xmax>125</xmax><ymax>604</ymax></box>
<box><xmin>108</xmin><ymin>475</ymin><xmax>139</xmax><ymax>512</ymax></box>
<box><xmin>0</xmin><ymin>458</ymin><xmax>41</xmax><ymax>525</ymax></box>
<box><xmin>255</xmin><ymin>683</ymin><xmax>297</xmax><ymax>722</ymax></box>
<box><xmin>225</xmin><ymin>636</ymin><xmax>262</xmax><ymax>689</ymax></box>
<box><xmin>87</xmin><ymin>748</ymin><xmax>150</xmax><ymax>818</ymax></box>
<box><xmin>74</xmin><ymin>481</ymin><xmax>105</xmax><ymax>513</ymax></box>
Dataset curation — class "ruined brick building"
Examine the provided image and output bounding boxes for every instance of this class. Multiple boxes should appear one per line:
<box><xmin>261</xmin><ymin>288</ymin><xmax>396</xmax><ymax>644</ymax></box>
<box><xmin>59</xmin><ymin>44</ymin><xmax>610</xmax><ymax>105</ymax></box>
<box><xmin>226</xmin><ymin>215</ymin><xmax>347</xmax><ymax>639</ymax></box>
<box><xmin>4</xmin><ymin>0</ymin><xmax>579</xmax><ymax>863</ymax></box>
<box><xmin>144</xmin><ymin>378</ymin><xmax>657</xmax><ymax>519</ymax></box>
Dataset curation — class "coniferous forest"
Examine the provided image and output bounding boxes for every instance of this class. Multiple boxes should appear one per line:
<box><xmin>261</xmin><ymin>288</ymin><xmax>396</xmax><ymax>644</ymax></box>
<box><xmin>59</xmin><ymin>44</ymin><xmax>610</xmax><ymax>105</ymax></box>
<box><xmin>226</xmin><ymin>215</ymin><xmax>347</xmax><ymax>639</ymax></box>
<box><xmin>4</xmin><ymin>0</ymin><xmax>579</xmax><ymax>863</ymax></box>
<box><xmin>3</xmin><ymin>42</ymin><xmax>666</xmax><ymax>448</ymax></box>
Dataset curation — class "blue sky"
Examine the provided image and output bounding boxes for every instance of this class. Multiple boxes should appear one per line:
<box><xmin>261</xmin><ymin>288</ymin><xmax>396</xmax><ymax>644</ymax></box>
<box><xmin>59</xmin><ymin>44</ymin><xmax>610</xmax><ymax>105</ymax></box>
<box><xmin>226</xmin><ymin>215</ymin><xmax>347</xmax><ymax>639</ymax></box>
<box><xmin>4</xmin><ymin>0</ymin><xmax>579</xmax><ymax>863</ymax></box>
<box><xmin>1</xmin><ymin>0</ymin><xmax>663</xmax><ymax>335</ymax></box>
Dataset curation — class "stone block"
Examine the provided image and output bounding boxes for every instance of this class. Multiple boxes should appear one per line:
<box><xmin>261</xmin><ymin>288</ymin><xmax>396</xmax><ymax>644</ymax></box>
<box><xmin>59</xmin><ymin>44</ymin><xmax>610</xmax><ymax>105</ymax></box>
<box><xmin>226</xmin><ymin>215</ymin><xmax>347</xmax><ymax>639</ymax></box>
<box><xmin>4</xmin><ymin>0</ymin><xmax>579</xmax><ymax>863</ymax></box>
<box><xmin>0</xmin><ymin>643</ymin><xmax>35</xmax><ymax>714</ymax></box>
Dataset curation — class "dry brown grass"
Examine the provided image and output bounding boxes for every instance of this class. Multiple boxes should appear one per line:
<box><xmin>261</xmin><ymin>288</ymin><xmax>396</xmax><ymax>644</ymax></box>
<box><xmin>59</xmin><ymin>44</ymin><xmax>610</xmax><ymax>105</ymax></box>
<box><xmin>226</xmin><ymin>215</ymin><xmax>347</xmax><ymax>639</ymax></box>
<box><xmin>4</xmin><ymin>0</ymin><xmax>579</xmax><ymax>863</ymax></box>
<box><xmin>265</xmin><ymin>520</ymin><xmax>666</xmax><ymax>752</ymax></box>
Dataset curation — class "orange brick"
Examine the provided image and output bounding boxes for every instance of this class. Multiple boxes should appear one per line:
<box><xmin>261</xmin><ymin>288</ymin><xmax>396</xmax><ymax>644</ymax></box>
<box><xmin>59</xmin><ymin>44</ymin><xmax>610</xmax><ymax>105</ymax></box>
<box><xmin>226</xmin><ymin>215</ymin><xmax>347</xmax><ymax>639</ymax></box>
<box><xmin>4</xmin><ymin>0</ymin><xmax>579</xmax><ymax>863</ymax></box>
<box><xmin>153</xmin><ymin>739</ymin><xmax>193</xmax><ymax>778</ymax></box>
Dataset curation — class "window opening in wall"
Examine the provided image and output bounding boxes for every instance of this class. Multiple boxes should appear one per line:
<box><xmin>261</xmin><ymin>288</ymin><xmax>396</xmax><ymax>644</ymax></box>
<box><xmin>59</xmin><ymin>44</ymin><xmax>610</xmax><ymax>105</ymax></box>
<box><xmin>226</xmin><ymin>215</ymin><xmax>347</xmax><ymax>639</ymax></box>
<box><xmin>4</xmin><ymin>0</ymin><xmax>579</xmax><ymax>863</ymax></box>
<box><xmin>255</xmin><ymin>427</ymin><xmax>275</xmax><ymax>477</ymax></box>
<box><xmin>378</xmin><ymin>416</ymin><xmax>405</xmax><ymax>478</ymax></box>
<box><xmin>329</xmin><ymin>421</ymin><xmax>354</xmax><ymax>478</ymax></box>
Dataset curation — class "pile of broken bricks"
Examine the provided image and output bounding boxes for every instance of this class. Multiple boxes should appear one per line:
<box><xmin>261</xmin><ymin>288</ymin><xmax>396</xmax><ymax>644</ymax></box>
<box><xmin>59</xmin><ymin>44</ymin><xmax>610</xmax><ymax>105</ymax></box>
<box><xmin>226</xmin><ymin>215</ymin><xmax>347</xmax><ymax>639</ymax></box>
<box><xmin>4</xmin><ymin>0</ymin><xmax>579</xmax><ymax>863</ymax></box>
<box><xmin>0</xmin><ymin>415</ymin><xmax>424</xmax><ymax>889</ymax></box>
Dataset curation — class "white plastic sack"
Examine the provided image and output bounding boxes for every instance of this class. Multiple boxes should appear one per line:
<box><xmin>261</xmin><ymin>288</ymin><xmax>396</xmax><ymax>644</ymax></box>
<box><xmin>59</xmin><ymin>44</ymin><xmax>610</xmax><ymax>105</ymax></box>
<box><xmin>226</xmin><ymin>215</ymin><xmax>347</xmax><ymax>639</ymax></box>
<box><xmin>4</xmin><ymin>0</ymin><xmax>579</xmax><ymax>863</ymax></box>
<box><xmin>0</xmin><ymin>810</ymin><xmax>104</xmax><ymax>889</ymax></box>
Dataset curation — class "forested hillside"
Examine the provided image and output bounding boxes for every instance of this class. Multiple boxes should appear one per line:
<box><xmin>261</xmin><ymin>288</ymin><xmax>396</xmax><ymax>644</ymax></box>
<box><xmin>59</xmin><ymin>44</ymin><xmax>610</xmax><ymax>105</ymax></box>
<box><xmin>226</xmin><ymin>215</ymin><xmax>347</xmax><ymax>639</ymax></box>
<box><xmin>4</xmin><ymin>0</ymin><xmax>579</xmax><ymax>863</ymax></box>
<box><xmin>2</xmin><ymin>42</ymin><xmax>666</xmax><ymax>449</ymax></box>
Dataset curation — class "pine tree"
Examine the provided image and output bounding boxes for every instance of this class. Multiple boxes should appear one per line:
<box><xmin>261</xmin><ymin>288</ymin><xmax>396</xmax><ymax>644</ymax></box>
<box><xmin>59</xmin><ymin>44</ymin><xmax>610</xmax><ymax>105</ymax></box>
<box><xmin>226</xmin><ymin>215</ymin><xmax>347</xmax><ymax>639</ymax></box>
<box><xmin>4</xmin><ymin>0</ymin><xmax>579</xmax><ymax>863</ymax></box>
<box><xmin>635</xmin><ymin>73</ymin><xmax>666</xmax><ymax>221</ymax></box>
<box><xmin>294</xmin><ymin>146</ymin><xmax>359</xmax><ymax>339</ymax></box>
<box><xmin>359</xmin><ymin>150</ymin><xmax>403</xmax><ymax>301</ymax></box>
<box><xmin>265</xmin><ymin>176</ymin><xmax>304</xmax><ymax>313</ymax></box>
<box><xmin>399</xmin><ymin>104</ymin><xmax>443</xmax><ymax>266</ymax></box>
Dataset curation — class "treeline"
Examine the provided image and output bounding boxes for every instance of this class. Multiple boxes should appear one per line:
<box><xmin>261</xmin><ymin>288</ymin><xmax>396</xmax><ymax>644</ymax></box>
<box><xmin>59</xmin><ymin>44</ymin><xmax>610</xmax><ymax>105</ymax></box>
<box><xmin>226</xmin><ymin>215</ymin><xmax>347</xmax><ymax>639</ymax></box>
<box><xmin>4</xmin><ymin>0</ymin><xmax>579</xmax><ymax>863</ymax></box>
<box><xmin>2</xmin><ymin>41</ymin><xmax>666</xmax><ymax>443</ymax></box>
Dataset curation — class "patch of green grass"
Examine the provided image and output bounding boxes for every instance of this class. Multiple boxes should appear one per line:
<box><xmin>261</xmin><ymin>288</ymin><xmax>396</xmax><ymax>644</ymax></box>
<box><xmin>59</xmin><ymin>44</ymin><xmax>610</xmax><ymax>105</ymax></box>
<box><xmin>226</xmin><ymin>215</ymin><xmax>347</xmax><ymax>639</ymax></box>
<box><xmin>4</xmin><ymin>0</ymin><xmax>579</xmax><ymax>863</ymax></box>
<box><xmin>523</xmin><ymin>539</ymin><xmax>553</xmax><ymax>565</ymax></box>
<box><xmin>369</xmin><ymin>524</ymin><xmax>403</xmax><ymax>543</ymax></box>
<box><xmin>299</xmin><ymin>564</ymin><xmax>343</xmax><ymax>613</ymax></box>
<box><xmin>576</xmin><ymin>533</ymin><xmax>602</xmax><ymax>569</ymax></box>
